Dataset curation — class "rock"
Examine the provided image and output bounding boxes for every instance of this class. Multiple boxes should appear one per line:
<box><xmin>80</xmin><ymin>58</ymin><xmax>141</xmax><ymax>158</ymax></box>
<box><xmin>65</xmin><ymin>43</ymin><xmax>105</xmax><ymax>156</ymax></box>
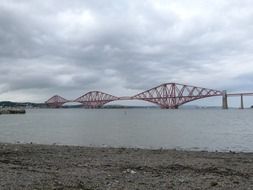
<box><xmin>0</xmin><ymin>108</ymin><xmax>26</xmax><ymax>114</ymax></box>
<box><xmin>124</xmin><ymin>169</ymin><xmax>137</xmax><ymax>174</ymax></box>
<box><xmin>178</xmin><ymin>178</ymin><xmax>185</xmax><ymax>183</ymax></box>
<box><xmin>210</xmin><ymin>181</ymin><xmax>218</xmax><ymax>186</ymax></box>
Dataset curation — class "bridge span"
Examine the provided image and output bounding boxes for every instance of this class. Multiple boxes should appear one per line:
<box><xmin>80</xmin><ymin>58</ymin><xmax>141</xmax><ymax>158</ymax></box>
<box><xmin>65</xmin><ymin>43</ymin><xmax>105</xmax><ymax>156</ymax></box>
<box><xmin>226</xmin><ymin>93</ymin><xmax>253</xmax><ymax>109</ymax></box>
<box><xmin>45</xmin><ymin>82</ymin><xmax>253</xmax><ymax>109</ymax></box>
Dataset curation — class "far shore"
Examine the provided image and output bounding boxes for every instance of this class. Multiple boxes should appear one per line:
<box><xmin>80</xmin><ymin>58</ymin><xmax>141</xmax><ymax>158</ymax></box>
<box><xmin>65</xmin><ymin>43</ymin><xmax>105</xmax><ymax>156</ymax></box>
<box><xmin>0</xmin><ymin>143</ymin><xmax>252</xmax><ymax>189</ymax></box>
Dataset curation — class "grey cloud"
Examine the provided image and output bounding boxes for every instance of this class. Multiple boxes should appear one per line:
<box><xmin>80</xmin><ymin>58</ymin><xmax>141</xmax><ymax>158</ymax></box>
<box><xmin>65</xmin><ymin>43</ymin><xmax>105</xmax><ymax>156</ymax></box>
<box><xmin>1</xmin><ymin>0</ymin><xmax>253</xmax><ymax>103</ymax></box>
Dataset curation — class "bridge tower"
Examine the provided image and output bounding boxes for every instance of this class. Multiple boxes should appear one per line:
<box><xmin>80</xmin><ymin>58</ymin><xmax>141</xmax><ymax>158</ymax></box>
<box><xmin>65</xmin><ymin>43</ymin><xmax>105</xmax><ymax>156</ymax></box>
<box><xmin>240</xmin><ymin>94</ymin><xmax>244</xmax><ymax>109</ymax></box>
<box><xmin>222</xmin><ymin>90</ymin><xmax>228</xmax><ymax>109</ymax></box>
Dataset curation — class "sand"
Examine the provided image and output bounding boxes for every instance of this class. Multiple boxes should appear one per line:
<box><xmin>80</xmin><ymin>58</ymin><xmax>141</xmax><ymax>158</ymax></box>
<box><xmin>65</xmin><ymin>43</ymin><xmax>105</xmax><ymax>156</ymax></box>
<box><xmin>0</xmin><ymin>143</ymin><xmax>252</xmax><ymax>189</ymax></box>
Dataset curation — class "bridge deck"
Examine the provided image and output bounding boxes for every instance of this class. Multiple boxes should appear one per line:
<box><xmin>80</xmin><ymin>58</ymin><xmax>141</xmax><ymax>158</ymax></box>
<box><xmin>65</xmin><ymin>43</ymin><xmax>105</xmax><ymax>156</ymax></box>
<box><xmin>227</xmin><ymin>93</ymin><xmax>253</xmax><ymax>96</ymax></box>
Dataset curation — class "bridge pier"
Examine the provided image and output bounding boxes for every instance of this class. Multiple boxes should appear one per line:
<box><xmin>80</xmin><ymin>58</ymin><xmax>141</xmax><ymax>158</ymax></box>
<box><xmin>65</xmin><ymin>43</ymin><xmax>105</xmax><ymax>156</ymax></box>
<box><xmin>174</xmin><ymin>105</ymin><xmax>179</xmax><ymax>109</ymax></box>
<box><xmin>46</xmin><ymin>103</ymin><xmax>64</xmax><ymax>108</ymax></box>
<box><xmin>222</xmin><ymin>90</ymin><xmax>228</xmax><ymax>109</ymax></box>
<box><xmin>161</xmin><ymin>105</ymin><xmax>179</xmax><ymax>109</ymax></box>
<box><xmin>240</xmin><ymin>94</ymin><xmax>244</xmax><ymax>109</ymax></box>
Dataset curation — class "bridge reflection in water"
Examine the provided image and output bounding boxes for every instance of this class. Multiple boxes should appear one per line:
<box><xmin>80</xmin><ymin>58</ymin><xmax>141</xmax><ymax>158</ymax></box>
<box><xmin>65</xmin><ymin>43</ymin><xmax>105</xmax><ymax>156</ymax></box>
<box><xmin>45</xmin><ymin>82</ymin><xmax>252</xmax><ymax>109</ymax></box>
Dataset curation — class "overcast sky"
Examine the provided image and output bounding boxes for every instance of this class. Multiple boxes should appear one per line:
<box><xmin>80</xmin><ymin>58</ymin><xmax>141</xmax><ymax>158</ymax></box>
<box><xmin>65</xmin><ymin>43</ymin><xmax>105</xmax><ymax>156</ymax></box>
<box><xmin>1</xmin><ymin>0</ymin><xmax>253</xmax><ymax>106</ymax></box>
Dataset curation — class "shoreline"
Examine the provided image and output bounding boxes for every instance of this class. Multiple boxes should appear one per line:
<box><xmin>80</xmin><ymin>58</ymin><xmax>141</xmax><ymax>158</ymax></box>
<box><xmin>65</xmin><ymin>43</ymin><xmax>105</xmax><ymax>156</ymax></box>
<box><xmin>0</xmin><ymin>143</ymin><xmax>252</xmax><ymax>189</ymax></box>
<box><xmin>5</xmin><ymin>140</ymin><xmax>253</xmax><ymax>153</ymax></box>
<box><xmin>2</xmin><ymin>141</ymin><xmax>253</xmax><ymax>153</ymax></box>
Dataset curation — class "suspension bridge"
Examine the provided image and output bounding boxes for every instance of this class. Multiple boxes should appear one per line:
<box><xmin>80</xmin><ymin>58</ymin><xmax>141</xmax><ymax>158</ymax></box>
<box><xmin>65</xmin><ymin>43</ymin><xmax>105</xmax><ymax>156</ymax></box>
<box><xmin>45</xmin><ymin>82</ymin><xmax>253</xmax><ymax>109</ymax></box>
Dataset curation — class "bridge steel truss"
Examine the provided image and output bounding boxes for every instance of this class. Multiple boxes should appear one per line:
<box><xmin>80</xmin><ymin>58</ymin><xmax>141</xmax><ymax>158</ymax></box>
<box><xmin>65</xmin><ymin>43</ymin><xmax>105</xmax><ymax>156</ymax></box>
<box><xmin>131</xmin><ymin>83</ymin><xmax>223</xmax><ymax>108</ymax></box>
<box><xmin>74</xmin><ymin>91</ymin><xmax>119</xmax><ymax>108</ymax></box>
<box><xmin>45</xmin><ymin>83</ymin><xmax>224</xmax><ymax>109</ymax></box>
<box><xmin>45</xmin><ymin>95</ymin><xmax>69</xmax><ymax>108</ymax></box>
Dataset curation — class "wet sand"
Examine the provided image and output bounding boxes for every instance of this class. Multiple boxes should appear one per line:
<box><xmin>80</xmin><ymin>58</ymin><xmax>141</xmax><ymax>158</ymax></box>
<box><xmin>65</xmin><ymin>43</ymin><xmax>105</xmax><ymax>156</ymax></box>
<box><xmin>0</xmin><ymin>143</ymin><xmax>252</xmax><ymax>189</ymax></box>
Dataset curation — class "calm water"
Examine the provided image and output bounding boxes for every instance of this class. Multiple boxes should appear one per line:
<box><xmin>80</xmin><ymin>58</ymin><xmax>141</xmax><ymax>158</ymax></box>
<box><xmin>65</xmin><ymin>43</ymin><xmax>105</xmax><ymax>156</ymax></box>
<box><xmin>0</xmin><ymin>109</ymin><xmax>253</xmax><ymax>152</ymax></box>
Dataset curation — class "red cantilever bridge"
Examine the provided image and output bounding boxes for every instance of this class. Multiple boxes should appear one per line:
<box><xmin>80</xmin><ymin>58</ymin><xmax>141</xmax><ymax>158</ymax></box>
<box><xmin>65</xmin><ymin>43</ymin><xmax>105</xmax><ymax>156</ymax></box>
<box><xmin>45</xmin><ymin>82</ymin><xmax>230</xmax><ymax>109</ymax></box>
